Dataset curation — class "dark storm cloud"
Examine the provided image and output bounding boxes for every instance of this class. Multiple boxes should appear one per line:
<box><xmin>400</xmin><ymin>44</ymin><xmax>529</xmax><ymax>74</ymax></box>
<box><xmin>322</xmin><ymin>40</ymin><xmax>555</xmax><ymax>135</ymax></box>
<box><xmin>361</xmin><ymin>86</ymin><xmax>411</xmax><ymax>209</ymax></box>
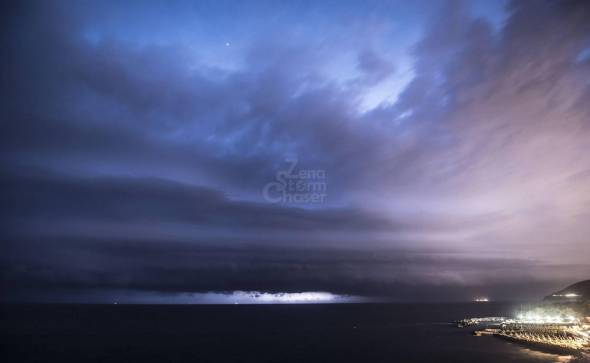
<box><xmin>3</xmin><ymin>236</ymin><xmax>587</xmax><ymax>301</ymax></box>
<box><xmin>0</xmin><ymin>167</ymin><xmax>402</xmax><ymax>234</ymax></box>
<box><xmin>2</xmin><ymin>1</ymin><xmax>390</xmax><ymax>196</ymax></box>
<box><xmin>2</xmin><ymin>0</ymin><xmax>590</xmax><ymax>302</ymax></box>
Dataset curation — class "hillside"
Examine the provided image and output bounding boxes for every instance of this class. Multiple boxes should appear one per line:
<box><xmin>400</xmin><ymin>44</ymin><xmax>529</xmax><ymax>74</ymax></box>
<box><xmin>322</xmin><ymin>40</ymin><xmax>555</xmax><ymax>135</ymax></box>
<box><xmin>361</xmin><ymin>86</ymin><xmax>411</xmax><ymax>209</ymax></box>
<box><xmin>544</xmin><ymin>279</ymin><xmax>590</xmax><ymax>306</ymax></box>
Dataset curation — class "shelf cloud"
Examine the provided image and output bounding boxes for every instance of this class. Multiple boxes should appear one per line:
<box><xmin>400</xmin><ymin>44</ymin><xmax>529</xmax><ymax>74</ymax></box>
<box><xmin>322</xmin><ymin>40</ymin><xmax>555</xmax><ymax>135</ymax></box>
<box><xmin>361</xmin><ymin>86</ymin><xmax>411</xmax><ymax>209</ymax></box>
<box><xmin>2</xmin><ymin>0</ymin><xmax>590</xmax><ymax>302</ymax></box>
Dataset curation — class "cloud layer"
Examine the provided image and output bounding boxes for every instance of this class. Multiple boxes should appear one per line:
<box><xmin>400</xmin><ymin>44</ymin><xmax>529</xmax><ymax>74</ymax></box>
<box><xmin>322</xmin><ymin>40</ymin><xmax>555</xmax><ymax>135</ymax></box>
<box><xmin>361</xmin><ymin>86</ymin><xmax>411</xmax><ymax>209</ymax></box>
<box><xmin>2</xmin><ymin>0</ymin><xmax>590</xmax><ymax>302</ymax></box>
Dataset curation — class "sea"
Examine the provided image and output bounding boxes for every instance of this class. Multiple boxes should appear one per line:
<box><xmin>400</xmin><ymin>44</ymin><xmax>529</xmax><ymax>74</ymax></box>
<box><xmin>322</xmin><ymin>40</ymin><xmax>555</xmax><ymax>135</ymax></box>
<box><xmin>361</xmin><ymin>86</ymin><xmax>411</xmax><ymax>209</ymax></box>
<box><xmin>0</xmin><ymin>302</ymin><xmax>578</xmax><ymax>362</ymax></box>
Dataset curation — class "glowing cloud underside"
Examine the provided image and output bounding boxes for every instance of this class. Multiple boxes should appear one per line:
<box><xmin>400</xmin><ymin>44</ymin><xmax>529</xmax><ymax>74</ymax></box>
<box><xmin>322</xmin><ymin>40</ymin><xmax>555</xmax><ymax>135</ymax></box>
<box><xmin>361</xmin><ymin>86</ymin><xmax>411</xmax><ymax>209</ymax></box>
<box><xmin>188</xmin><ymin>291</ymin><xmax>356</xmax><ymax>304</ymax></box>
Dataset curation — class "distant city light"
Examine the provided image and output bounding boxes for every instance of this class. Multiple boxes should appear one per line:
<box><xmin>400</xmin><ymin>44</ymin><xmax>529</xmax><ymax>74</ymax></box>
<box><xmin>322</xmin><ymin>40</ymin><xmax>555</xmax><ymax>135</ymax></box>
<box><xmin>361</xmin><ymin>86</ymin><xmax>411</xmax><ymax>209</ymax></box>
<box><xmin>551</xmin><ymin>293</ymin><xmax>580</xmax><ymax>298</ymax></box>
<box><xmin>474</xmin><ymin>297</ymin><xmax>489</xmax><ymax>302</ymax></box>
<box><xmin>516</xmin><ymin>311</ymin><xmax>579</xmax><ymax>324</ymax></box>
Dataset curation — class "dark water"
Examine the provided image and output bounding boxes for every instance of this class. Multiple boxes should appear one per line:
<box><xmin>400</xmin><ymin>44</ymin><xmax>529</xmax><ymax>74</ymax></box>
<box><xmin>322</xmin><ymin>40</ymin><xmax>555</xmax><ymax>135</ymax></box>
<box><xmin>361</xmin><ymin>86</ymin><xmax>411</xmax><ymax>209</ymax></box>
<box><xmin>0</xmin><ymin>303</ymin><xmax>573</xmax><ymax>362</ymax></box>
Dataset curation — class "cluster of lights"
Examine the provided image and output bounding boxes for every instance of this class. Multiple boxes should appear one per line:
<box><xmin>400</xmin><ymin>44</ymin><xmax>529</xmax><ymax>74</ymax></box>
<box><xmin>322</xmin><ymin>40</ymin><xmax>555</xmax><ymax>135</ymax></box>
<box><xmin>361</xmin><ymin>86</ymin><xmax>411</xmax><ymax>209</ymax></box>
<box><xmin>474</xmin><ymin>297</ymin><xmax>489</xmax><ymax>302</ymax></box>
<box><xmin>551</xmin><ymin>293</ymin><xmax>580</xmax><ymax>298</ymax></box>
<box><xmin>516</xmin><ymin>313</ymin><xmax>578</xmax><ymax>324</ymax></box>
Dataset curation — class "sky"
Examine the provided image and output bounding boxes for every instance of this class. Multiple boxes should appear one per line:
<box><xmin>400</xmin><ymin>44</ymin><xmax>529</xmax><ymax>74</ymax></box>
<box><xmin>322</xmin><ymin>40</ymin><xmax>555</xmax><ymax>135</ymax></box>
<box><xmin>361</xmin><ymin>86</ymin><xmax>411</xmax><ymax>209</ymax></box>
<box><xmin>1</xmin><ymin>0</ymin><xmax>590</xmax><ymax>303</ymax></box>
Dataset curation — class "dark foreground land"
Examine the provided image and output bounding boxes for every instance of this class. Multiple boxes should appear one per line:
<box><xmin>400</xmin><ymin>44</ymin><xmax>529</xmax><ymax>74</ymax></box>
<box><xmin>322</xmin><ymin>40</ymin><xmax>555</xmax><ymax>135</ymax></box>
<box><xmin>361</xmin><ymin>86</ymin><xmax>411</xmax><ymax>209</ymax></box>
<box><xmin>0</xmin><ymin>303</ymin><xmax>572</xmax><ymax>363</ymax></box>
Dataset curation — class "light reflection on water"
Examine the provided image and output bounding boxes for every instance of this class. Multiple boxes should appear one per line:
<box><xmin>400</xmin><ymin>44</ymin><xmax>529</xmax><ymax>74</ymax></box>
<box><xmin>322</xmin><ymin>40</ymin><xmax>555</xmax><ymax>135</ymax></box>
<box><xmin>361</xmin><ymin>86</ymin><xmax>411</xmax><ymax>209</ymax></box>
<box><xmin>517</xmin><ymin>346</ymin><xmax>573</xmax><ymax>363</ymax></box>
